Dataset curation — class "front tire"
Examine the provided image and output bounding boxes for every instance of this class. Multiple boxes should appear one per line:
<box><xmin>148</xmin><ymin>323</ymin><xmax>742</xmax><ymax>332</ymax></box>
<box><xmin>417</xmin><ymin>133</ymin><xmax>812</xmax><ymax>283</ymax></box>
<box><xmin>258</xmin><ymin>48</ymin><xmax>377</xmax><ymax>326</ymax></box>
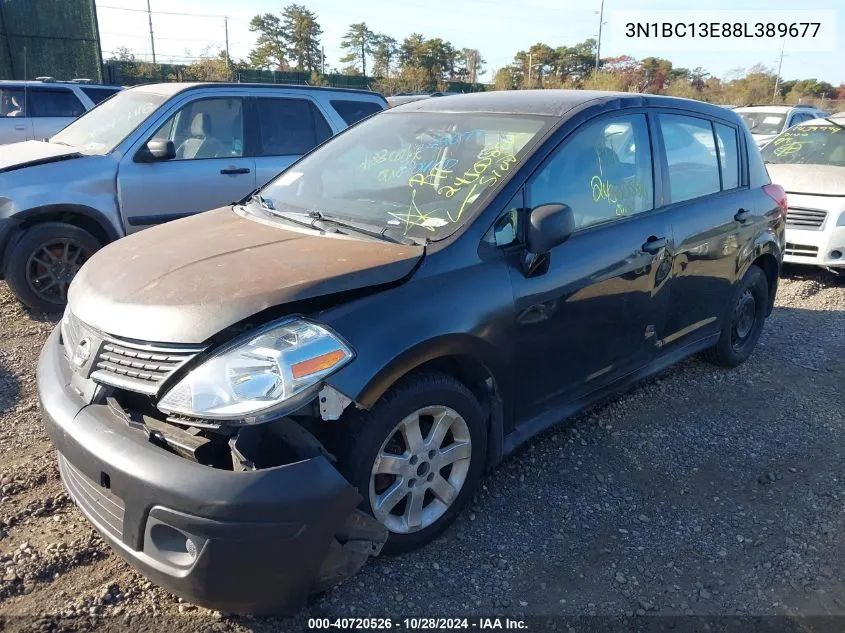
<box><xmin>5</xmin><ymin>222</ymin><xmax>101</xmax><ymax>313</ymax></box>
<box><xmin>703</xmin><ymin>264</ymin><xmax>769</xmax><ymax>367</ymax></box>
<box><xmin>333</xmin><ymin>372</ymin><xmax>487</xmax><ymax>555</ymax></box>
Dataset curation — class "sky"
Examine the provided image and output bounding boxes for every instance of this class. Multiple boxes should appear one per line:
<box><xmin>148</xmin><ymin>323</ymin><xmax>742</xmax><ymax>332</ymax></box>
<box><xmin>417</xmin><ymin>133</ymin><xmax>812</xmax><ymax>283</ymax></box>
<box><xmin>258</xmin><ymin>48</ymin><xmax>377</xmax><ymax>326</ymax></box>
<box><xmin>94</xmin><ymin>0</ymin><xmax>844</xmax><ymax>86</ymax></box>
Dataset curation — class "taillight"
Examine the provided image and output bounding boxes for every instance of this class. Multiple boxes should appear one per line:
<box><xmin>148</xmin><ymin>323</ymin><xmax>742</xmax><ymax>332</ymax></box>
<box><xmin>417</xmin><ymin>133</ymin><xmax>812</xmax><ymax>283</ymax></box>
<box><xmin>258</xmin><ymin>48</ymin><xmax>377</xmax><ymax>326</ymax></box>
<box><xmin>763</xmin><ymin>183</ymin><xmax>788</xmax><ymax>218</ymax></box>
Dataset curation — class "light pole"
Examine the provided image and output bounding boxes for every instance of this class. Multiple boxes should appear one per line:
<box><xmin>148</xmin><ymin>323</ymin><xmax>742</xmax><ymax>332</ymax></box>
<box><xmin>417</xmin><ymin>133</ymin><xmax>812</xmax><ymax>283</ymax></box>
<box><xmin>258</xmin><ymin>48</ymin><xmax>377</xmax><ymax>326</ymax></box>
<box><xmin>595</xmin><ymin>0</ymin><xmax>605</xmax><ymax>73</ymax></box>
<box><xmin>773</xmin><ymin>40</ymin><xmax>785</xmax><ymax>101</ymax></box>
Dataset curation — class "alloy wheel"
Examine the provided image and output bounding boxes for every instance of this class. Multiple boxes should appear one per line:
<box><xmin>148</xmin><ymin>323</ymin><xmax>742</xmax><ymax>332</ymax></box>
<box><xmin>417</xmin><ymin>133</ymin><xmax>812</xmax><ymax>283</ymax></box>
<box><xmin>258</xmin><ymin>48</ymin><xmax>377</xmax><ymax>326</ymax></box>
<box><xmin>369</xmin><ymin>405</ymin><xmax>472</xmax><ymax>534</ymax></box>
<box><xmin>25</xmin><ymin>239</ymin><xmax>89</xmax><ymax>305</ymax></box>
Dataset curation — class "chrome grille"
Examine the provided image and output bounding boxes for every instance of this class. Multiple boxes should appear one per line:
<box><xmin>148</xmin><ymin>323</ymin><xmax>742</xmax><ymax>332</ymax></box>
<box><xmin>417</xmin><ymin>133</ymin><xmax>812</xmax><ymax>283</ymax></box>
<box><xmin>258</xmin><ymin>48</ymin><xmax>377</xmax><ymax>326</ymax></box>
<box><xmin>62</xmin><ymin>310</ymin><xmax>205</xmax><ymax>395</ymax></box>
<box><xmin>785</xmin><ymin>242</ymin><xmax>819</xmax><ymax>258</ymax></box>
<box><xmin>58</xmin><ymin>455</ymin><xmax>124</xmax><ymax>540</ymax></box>
<box><xmin>786</xmin><ymin>207</ymin><xmax>827</xmax><ymax>230</ymax></box>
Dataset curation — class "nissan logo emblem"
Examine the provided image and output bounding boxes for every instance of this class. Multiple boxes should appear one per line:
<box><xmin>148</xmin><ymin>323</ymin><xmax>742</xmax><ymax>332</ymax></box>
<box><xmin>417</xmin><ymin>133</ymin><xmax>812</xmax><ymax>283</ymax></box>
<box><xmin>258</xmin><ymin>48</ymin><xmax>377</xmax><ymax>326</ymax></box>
<box><xmin>71</xmin><ymin>338</ymin><xmax>92</xmax><ymax>369</ymax></box>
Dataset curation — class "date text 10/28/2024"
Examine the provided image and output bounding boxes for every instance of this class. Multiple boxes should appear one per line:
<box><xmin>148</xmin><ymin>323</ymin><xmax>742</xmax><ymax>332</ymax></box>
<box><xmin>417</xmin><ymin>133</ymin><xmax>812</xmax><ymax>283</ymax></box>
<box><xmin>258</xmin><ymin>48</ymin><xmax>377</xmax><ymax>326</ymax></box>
<box><xmin>307</xmin><ymin>617</ymin><xmax>528</xmax><ymax>630</ymax></box>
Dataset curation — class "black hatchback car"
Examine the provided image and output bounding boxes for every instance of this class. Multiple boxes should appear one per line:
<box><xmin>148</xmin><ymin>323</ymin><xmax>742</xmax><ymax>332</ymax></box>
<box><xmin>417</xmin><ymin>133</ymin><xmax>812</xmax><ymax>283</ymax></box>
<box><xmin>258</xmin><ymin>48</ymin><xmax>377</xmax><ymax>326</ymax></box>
<box><xmin>38</xmin><ymin>90</ymin><xmax>786</xmax><ymax>615</ymax></box>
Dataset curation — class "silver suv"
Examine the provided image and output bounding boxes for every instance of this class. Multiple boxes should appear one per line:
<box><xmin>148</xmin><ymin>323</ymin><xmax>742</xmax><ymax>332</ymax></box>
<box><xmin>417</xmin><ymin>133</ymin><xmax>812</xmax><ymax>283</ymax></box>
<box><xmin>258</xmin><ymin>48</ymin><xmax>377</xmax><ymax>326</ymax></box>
<box><xmin>0</xmin><ymin>79</ymin><xmax>121</xmax><ymax>145</ymax></box>
<box><xmin>733</xmin><ymin>104</ymin><xmax>829</xmax><ymax>148</ymax></box>
<box><xmin>0</xmin><ymin>82</ymin><xmax>387</xmax><ymax>311</ymax></box>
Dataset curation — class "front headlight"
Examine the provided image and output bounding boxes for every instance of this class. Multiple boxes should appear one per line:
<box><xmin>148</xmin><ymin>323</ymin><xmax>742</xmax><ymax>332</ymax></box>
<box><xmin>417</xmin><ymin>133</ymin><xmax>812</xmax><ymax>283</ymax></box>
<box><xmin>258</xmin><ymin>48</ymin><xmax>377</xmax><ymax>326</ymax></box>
<box><xmin>157</xmin><ymin>318</ymin><xmax>353</xmax><ymax>422</ymax></box>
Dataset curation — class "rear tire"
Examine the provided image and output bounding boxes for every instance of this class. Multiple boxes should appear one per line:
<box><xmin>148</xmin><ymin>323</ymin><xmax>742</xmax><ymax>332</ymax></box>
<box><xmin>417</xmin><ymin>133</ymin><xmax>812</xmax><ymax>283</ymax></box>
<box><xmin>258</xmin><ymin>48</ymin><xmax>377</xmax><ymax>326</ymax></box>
<box><xmin>331</xmin><ymin>372</ymin><xmax>487</xmax><ymax>555</ymax></box>
<box><xmin>5</xmin><ymin>222</ymin><xmax>101</xmax><ymax>313</ymax></box>
<box><xmin>703</xmin><ymin>264</ymin><xmax>768</xmax><ymax>368</ymax></box>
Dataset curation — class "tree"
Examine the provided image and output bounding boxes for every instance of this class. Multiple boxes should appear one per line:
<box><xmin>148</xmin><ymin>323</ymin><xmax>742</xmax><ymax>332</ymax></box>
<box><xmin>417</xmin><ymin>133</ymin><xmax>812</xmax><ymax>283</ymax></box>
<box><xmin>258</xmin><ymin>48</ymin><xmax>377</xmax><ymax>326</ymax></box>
<box><xmin>493</xmin><ymin>67</ymin><xmax>515</xmax><ymax>90</ymax></box>
<box><xmin>282</xmin><ymin>4</ymin><xmax>322</xmax><ymax>72</ymax></box>
<box><xmin>456</xmin><ymin>48</ymin><xmax>485</xmax><ymax>83</ymax></box>
<box><xmin>399</xmin><ymin>33</ymin><xmax>425</xmax><ymax>67</ymax></box>
<box><xmin>183</xmin><ymin>49</ymin><xmax>239</xmax><ymax>82</ymax></box>
<box><xmin>340</xmin><ymin>22</ymin><xmax>375</xmax><ymax>76</ymax></box>
<box><xmin>372</xmin><ymin>34</ymin><xmax>398</xmax><ymax>78</ymax></box>
<box><xmin>398</xmin><ymin>34</ymin><xmax>457</xmax><ymax>84</ymax></box>
<box><xmin>552</xmin><ymin>39</ymin><xmax>596</xmax><ymax>82</ymax></box>
<box><xmin>110</xmin><ymin>46</ymin><xmax>136</xmax><ymax>62</ymax></box>
<box><xmin>248</xmin><ymin>13</ymin><xmax>287</xmax><ymax>70</ymax></box>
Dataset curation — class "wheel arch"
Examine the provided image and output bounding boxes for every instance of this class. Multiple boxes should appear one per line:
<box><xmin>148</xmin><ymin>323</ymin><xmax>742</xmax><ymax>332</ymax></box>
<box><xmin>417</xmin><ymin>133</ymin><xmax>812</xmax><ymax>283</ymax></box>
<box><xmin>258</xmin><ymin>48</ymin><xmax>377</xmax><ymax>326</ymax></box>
<box><xmin>741</xmin><ymin>234</ymin><xmax>781</xmax><ymax>315</ymax></box>
<box><xmin>332</xmin><ymin>334</ymin><xmax>511</xmax><ymax>469</ymax></box>
<box><xmin>2</xmin><ymin>205</ymin><xmax>120</xmax><ymax>275</ymax></box>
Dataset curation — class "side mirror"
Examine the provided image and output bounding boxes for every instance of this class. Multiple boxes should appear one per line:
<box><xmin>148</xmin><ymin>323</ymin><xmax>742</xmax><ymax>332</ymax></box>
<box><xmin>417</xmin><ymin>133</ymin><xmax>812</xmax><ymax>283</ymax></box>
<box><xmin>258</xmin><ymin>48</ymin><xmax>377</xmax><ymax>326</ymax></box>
<box><xmin>525</xmin><ymin>203</ymin><xmax>575</xmax><ymax>254</ymax></box>
<box><xmin>136</xmin><ymin>139</ymin><xmax>175</xmax><ymax>163</ymax></box>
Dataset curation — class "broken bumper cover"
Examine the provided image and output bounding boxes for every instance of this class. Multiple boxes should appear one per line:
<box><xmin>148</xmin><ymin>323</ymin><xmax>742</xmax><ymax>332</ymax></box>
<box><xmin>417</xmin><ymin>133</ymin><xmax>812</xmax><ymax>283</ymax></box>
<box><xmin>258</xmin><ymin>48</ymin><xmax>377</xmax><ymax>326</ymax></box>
<box><xmin>37</xmin><ymin>327</ymin><xmax>382</xmax><ymax>615</ymax></box>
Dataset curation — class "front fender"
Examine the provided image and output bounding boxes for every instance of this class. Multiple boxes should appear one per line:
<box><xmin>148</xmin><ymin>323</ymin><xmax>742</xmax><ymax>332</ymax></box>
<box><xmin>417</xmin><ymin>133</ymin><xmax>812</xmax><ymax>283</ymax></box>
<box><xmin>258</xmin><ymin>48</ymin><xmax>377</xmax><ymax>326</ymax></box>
<box><xmin>319</xmin><ymin>256</ymin><xmax>515</xmax><ymax>419</ymax></box>
<box><xmin>0</xmin><ymin>155</ymin><xmax>122</xmax><ymax>234</ymax></box>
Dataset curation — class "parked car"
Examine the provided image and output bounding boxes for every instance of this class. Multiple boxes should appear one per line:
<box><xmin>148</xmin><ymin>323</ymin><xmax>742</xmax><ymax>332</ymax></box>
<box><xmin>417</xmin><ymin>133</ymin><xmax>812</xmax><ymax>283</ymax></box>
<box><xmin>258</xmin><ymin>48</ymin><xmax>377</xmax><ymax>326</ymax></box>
<box><xmin>761</xmin><ymin>113</ymin><xmax>845</xmax><ymax>275</ymax></box>
<box><xmin>734</xmin><ymin>104</ymin><xmax>829</xmax><ymax>148</ymax></box>
<box><xmin>38</xmin><ymin>90</ymin><xmax>785</xmax><ymax>616</ymax></box>
<box><xmin>0</xmin><ymin>82</ymin><xmax>387</xmax><ymax>311</ymax></box>
<box><xmin>0</xmin><ymin>79</ymin><xmax>121</xmax><ymax>145</ymax></box>
<box><xmin>386</xmin><ymin>93</ymin><xmax>431</xmax><ymax>107</ymax></box>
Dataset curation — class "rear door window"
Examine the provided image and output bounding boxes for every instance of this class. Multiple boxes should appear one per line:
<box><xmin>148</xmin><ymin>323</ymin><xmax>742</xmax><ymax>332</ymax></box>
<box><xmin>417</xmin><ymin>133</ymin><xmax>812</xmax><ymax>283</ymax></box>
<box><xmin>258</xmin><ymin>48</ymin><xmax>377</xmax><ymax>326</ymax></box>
<box><xmin>27</xmin><ymin>88</ymin><xmax>86</xmax><ymax>117</ymax></box>
<box><xmin>714</xmin><ymin>123</ymin><xmax>740</xmax><ymax>190</ymax></box>
<box><xmin>330</xmin><ymin>99</ymin><xmax>384</xmax><ymax>126</ymax></box>
<box><xmin>658</xmin><ymin>114</ymin><xmax>720</xmax><ymax>203</ymax></box>
<box><xmin>0</xmin><ymin>87</ymin><xmax>26</xmax><ymax>117</ymax></box>
<box><xmin>81</xmin><ymin>86</ymin><xmax>121</xmax><ymax>106</ymax></box>
<box><xmin>256</xmin><ymin>97</ymin><xmax>332</xmax><ymax>156</ymax></box>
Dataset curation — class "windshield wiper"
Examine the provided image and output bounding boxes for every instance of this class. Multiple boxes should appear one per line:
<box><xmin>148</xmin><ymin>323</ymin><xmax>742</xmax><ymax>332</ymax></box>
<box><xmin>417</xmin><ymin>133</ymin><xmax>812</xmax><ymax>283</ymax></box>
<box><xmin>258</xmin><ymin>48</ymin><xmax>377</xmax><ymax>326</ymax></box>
<box><xmin>306</xmin><ymin>210</ymin><xmax>422</xmax><ymax>246</ymax></box>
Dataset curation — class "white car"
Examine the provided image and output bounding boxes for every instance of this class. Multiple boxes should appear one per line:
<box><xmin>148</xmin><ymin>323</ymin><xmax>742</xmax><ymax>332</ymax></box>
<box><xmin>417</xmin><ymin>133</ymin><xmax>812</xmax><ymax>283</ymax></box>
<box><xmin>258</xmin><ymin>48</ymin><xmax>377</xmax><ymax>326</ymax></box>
<box><xmin>734</xmin><ymin>105</ymin><xmax>829</xmax><ymax>148</ymax></box>
<box><xmin>0</xmin><ymin>79</ymin><xmax>122</xmax><ymax>145</ymax></box>
<box><xmin>761</xmin><ymin>114</ymin><xmax>845</xmax><ymax>275</ymax></box>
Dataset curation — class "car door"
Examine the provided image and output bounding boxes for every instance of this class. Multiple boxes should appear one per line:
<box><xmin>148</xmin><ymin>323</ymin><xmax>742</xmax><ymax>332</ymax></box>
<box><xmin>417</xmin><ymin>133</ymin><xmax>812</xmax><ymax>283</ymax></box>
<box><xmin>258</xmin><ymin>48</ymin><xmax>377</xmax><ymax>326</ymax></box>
<box><xmin>117</xmin><ymin>95</ymin><xmax>256</xmax><ymax>233</ymax></box>
<box><xmin>251</xmin><ymin>95</ymin><xmax>334</xmax><ymax>188</ymax></box>
<box><xmin>0</xmin><ymin>86</ymin><xmax>32</xmax><ymax>143</ymax></box>
<box><xmin>26</xmin><ymin>87</ymin><xmax>86</xmax><ymax>140</ymax></box>
<box><xmin>655</xmin><ymin>113</ymin><xmax>756</xmax><ymax>351</ymax></box>
<box><xmin>506</xmin><ymin>112</ymin><xmax>673</xmax><ymax>422</ymax></box>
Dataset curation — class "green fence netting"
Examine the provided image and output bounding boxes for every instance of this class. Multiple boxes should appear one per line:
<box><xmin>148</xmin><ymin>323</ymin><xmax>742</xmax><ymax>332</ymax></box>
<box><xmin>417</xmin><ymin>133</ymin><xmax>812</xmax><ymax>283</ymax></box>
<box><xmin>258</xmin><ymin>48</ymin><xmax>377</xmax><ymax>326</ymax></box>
<box><xmin>102</xmin><ymin>61</ymin><xmax>488</xmax><ymax>94</ymax></box>
<box><xmin>0</xmin><ymin>0</ymin><xmax>102</xmax><ymax>81</ymax></box>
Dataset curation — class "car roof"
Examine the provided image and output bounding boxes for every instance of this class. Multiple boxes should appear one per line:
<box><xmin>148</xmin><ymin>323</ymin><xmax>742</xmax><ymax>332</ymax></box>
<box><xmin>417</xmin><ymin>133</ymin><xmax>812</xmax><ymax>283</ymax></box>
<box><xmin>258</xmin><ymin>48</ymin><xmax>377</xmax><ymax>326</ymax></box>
<box><xmin>124</xmin><ymin>82</ymin><xmax>386</xmax><ymax>102</ymax></box>
<box><xmin>389</xmin><ymin>89</ymin><xmax>733</xmax><ymax>120</ymax></box>
<box><xmin>734</xmin><ymin>104</ymin><xmax>821</xmax><ymax>113</ymax></box>
<box><xmin>0</xmin><ymin>80</ymin><xmax>120</xmax><ymax>88</ymax></box>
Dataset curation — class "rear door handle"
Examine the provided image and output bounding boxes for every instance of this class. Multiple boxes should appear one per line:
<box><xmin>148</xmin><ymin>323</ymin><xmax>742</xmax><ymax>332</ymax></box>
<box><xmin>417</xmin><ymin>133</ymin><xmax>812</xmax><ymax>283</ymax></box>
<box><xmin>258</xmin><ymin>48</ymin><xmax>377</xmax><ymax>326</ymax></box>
<box><xmin>220</xmin><ymin>167</ymin><xmax>250</xmax><ymax>175</ymax></box>
<box><xmin>641</xmin><ymin>236</ymin><xmax>666</xmax><ymax>254</ymax></box>
<box><xmin>14</xmin><ymin>125</ymin><xmax>26</xmax><ymax>131</ymax></box>
<box><xmin>734</xmin><ymin>208</ymin><xmax>752</xmax><ymax>223</ymax></box>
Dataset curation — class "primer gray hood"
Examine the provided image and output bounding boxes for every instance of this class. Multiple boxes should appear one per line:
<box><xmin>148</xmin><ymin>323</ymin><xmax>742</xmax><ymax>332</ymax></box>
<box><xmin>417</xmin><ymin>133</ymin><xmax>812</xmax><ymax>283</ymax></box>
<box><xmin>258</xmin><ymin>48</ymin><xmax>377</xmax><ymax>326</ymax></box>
<box><xmin>0</xmin><ymin>140</ymin><xmax>81</xmax><ymax>173</ymax></box>
<box><xmin>68</xmin><ymin>207</ymin><xmax>424</xmax><ymax>344</ymax></box>
<box><xmin>766</xmin><ymin>163</ymin><xmax>845</xmax><ymax>197</ymax></box>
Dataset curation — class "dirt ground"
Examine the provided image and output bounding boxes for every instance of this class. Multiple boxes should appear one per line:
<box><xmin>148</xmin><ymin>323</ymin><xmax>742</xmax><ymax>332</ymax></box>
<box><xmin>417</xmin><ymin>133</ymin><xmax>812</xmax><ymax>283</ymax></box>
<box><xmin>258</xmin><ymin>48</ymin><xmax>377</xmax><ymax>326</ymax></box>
<box><xmin>0</xmin><ymin>268</ymin><xmax>844</xmax><ymax>632</ymax></box>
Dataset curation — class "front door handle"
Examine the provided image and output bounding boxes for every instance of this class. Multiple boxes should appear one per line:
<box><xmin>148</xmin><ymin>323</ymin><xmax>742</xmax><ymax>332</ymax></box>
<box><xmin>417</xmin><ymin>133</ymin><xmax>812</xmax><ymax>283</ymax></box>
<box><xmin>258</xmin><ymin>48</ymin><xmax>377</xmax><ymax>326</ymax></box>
<box><xmin>641</xmin><ymin>236</ymin><xmax>666</xmax><ymax>254</ymax></box>
<box><xmin>14</xmin><ymin>125</ymin><xmax>25</xmax><ymax>131</ymax></box>
<box><xmin>734</xmin><ymin>208</ymin><xmax>752</xmax><ymax>224</ymax></box>
<box><xmin>220</xmin><ymin>167</ymin><xmax>251</xmax><ymax>175</ymax></box>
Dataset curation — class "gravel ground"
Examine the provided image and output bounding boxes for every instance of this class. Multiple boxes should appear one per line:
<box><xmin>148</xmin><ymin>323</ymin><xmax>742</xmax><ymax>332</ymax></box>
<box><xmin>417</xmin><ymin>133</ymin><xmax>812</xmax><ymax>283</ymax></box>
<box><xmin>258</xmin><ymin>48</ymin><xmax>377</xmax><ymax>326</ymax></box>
<box><xmin>0</xmin><ymin>267</ymin><xmax>843</xmax><ymax>632</ymax></box>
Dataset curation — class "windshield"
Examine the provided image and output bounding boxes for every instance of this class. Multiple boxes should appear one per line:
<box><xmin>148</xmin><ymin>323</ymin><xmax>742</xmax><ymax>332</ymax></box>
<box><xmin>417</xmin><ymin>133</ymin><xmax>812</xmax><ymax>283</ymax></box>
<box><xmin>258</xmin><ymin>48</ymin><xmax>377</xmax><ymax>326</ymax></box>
<box><xmin>254</xmin><ymin>112</ymin><xmax>553</xmax><ymax>241</ymax></box>
<box><xmin>737</xmin><ymin>111</ymin><xmax>785</xmax><ymax>136</ymax></box>
<box><xmin>51</xmin><ymin>89</ymin><xmax>167</xmax><ymax>154</ymax></box>
<box><xmin>761</xmin><ymin>123</ymin><xmax>845</xmax><ymax>166</ymax></box>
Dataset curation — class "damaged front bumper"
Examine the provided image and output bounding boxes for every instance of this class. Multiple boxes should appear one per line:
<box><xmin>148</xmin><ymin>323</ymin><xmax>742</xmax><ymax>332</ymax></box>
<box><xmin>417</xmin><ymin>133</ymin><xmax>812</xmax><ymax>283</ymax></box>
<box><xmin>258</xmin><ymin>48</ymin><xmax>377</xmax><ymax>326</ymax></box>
<box><xmin>37</xmin><ymin>326</ymin><xmax>385</xmax><ymax>615</ymax></box>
